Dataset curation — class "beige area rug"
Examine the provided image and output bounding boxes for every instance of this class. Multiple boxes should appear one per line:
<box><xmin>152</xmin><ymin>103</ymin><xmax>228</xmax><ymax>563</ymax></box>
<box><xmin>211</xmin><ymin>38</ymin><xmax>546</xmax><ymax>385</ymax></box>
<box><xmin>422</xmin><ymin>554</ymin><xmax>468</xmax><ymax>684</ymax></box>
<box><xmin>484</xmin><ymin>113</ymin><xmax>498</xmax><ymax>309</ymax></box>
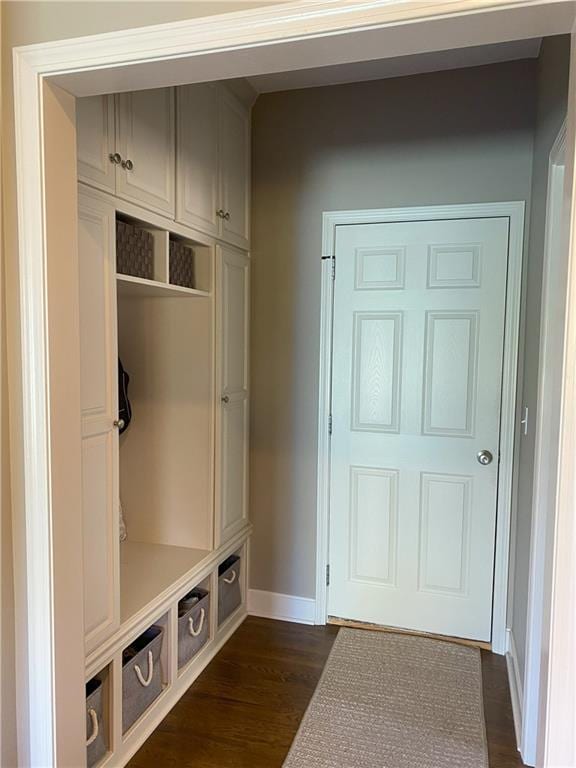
<box><xmin>283</xmin><ymin>628</ymin><xmax>489</xmax><ymax>768</ymax></box>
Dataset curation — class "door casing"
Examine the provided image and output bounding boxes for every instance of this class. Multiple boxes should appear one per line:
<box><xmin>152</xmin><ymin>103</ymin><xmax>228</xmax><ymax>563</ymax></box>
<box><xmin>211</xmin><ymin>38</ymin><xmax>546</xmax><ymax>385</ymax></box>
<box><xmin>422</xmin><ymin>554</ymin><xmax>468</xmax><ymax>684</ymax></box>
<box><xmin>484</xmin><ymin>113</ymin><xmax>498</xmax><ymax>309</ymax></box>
<box><xmin>316</xmin><ymin>202</ymin><xmax>525</xmax><ymax>655</ymax></box>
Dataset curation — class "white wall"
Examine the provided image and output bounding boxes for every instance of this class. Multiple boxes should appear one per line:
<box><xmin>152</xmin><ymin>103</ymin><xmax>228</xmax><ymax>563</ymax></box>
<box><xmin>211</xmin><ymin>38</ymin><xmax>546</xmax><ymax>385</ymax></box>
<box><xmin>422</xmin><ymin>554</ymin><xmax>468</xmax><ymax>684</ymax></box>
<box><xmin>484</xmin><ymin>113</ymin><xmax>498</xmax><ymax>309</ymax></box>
<box><xmin>511</xmin><ymin>35</ymin><xmax>570</xmax><ymax>683</ymax></box>
<box><xmin>250</xmin><ymin>60</ymin><xmax>537</xmax><ymax>599</ymax></box>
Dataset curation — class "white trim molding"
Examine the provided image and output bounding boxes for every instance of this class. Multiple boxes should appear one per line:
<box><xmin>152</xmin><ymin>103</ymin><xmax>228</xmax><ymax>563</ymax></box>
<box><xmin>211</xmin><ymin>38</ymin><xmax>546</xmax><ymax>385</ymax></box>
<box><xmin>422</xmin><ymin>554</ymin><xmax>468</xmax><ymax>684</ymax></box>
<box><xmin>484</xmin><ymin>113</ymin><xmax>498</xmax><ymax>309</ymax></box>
<box><xmin>507</xmin><ymin>628</ymin><xmax>525</xmax><ymax>753</ymax></box>
<box><xmin>248</xmin><ymin>590</ymin><xmax>316</xmax><ymax>625</ymax></box>
<box><xmin>316</xmin><ymin>202</ymin><xmax>525</xmax><ymax>655</ymax></box>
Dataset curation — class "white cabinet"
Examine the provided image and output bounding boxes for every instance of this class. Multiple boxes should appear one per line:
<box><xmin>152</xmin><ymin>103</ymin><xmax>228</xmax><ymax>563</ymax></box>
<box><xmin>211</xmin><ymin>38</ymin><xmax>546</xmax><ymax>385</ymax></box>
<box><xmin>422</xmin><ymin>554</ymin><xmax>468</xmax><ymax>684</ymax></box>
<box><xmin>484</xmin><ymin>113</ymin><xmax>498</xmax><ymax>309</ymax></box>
<box><xmin>77</xmin><ymin>95</ymin><xmax>116</xmax><ymax>193</ymax></box>
<box><xmin>78</xmin><ymin>187</ymin><xmax>120</xmax><ymax>654</ymax></box>
<box><xmin>117</xmin><ymin>89</ymin><xmax>176</xmax><ymax>216</ymax></box>
<box><xmin>177</xmin><ymin>84</ymin><xmax>250</xmax><ymax>249</ymax></box>
<box><xmin>176</xmin><ymin>83</ymin><xmax>220</xmax><ymax>237</ymax></box>
<box><xmin>77</xmin><ymin>90</ymin><xmax>175</xmax><ymax>217</ymax></box>
<box><xmin>216</xmin><ymin>245</ymin><xmax>250</xmax><ymax>546</ymax></box>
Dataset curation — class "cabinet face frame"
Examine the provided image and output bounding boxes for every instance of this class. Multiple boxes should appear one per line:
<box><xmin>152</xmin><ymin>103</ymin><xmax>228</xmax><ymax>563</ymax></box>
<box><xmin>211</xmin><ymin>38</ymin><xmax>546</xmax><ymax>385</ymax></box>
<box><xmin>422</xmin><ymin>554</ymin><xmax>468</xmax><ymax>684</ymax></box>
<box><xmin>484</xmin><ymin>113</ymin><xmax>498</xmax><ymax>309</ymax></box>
<box><xmin>11</xmin><ymin>3</ymin><xmax>576</xmax><ymax>766</ymax></box>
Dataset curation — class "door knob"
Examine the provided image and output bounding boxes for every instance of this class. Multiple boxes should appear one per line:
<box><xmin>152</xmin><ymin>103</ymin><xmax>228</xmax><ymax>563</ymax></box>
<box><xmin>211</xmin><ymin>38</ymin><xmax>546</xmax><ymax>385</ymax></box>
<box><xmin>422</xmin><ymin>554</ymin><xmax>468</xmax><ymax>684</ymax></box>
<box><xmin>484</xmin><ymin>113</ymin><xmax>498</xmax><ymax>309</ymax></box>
<box><xmin>113</xmin><ymin>418</ymin><xmax>125</xmax><ymax>430</ymax></box>
<box><xmin>477</xmin><ymin>450</ymin><xmax>493</xmax><ymax>466</ymax></box>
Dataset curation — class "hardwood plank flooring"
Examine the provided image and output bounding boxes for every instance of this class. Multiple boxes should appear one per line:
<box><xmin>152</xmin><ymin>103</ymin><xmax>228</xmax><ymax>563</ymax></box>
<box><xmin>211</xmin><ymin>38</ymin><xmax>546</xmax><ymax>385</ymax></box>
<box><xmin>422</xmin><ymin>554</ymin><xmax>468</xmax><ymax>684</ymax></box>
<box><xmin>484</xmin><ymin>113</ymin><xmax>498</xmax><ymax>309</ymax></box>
<box><xmin>127</xmin><ymin>617</ymin><xmax>524</xmax><ymax>768</ymax></box>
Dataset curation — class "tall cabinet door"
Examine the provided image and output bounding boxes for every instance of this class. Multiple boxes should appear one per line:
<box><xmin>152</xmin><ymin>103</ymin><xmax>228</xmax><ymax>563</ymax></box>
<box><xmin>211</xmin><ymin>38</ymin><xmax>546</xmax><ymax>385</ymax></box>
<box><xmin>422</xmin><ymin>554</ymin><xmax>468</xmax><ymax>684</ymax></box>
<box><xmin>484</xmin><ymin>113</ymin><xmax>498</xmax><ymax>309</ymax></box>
<box><xmin>219</xmin><ymin>87</ymin><xmax>250</xmax><ymax>250</ymax></box>
<box><xmin>216</xmin><ymin>245</ymin><xmax>250</xmax><ymax>546</ymax></box>
<box><xmin>78</xmin><ymin>187</ymin><xmax>120</xmax><ymax>654</ymax></box>
<box><xmin>77</xmin><ymin>95</ymin><xmax>116</xmax><ymax>193</ymax></box>
<box><xmin>176</xmin><ymin>83</ymin><xmax>220</xmax><ymax>237</ymax></box>
<box><xmin>116</xmin><ymin>88</ymin><xmax>175</xmax><ymax>216</ymax></box>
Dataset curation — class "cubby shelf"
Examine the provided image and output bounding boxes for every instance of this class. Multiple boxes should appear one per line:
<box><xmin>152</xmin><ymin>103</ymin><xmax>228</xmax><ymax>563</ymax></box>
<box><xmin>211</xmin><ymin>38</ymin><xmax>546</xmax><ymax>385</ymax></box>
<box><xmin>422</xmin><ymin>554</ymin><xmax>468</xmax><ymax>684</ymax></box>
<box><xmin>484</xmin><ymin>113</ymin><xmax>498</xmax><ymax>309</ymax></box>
<box><xmin>116</xmin><ymin>274</ymin><xmax>210</xmax><ymax>299</ymax></box>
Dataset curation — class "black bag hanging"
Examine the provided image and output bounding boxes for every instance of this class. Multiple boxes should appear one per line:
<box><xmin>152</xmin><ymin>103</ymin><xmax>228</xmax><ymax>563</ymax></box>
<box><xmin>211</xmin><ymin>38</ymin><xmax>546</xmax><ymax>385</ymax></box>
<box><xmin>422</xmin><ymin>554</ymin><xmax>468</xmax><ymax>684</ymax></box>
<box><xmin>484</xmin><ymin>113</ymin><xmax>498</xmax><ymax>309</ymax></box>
<box><xmin>118</xmin><ymin>358</ymin><xmax>132</xmax><ymax>434</ymax></box>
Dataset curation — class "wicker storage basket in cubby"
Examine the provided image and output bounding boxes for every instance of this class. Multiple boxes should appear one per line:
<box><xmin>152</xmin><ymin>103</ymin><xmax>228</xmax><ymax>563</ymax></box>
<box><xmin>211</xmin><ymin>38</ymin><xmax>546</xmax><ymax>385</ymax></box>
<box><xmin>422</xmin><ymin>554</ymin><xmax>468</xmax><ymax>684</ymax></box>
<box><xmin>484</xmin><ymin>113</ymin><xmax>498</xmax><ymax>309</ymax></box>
<box><xmin>169</xmin><ymin>239</ymin><xmax>195</xmax><ymax>289</ymax></box>
<box><xmin>116</xmin><ymin>219</ymin><xmax>154</xmax><ymax>280</ymax></box>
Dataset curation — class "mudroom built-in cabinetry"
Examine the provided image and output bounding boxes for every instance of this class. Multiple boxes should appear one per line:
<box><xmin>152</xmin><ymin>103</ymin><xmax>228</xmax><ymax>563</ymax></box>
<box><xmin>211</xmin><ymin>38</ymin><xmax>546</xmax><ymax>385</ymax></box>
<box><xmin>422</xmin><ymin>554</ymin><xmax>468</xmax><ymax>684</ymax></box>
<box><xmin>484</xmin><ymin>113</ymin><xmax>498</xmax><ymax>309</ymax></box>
<box><xmin>76</xmin><ymin>79</ymin><xmax>252</xmax><ymax>767</ymax></box>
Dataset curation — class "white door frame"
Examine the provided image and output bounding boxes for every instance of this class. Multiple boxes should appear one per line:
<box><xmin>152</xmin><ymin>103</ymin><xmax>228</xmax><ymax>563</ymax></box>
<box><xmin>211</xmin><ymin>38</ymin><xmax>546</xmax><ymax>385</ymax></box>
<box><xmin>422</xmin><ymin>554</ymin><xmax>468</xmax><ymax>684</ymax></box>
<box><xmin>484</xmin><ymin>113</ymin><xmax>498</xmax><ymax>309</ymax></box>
<box><xmin>316</xmin><ymin>202</ymin><xmax>525</xmax><ymax>655</ymax></box>
<box><xmin>521</xmin><ymin>122</ymin><xmax>567</xmax><ymax>766</ymax></box>
<box><xmin>9</xmin><ymin>1</ymin><xmax>576</xmax><ymax>765</ymax></box>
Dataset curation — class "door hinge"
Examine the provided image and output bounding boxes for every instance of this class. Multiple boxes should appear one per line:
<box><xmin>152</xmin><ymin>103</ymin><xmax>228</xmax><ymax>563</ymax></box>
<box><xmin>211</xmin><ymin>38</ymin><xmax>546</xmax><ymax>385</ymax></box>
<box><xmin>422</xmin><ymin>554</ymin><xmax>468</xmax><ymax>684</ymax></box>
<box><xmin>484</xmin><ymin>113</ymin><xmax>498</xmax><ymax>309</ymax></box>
<box><xmin>326</xmin><ymin>564</ymin><xmax>330</xmax><ymax>586</ymax></box>
<box><xmin>331</xmin><ymin>257</ymin><xmax>336</xmax><ymax>281</ymax></box>
<box><xmin>328</xmin><ymin>414</ymin><xmax>333</xmax><ymax>435</ymax></box>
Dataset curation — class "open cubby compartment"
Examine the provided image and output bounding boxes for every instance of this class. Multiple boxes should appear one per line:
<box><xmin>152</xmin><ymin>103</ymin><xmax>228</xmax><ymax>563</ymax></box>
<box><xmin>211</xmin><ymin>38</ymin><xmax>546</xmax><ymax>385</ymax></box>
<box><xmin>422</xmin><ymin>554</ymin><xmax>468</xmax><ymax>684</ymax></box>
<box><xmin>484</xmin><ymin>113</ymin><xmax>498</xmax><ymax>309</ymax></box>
<box><xmin>176</xmin><ymin>574</ymin><xmax>212</xmax><ymax>674</ymax></box>
<box><xmin>86</xmin><ymin>664</ymin><xmax>112</xmax><ymax>768</ymax></box>
<box><xmin>116</xmin><ymin>213</ymin><xmax>168</xmax><ymax>282</ymax></box>
<box><xmin>121</xmin><ymin>613</ymin><xmax>171</xmax><ymax>737</ymax></box>
<box><xmin>169</xmin><ymin>233</ymin><xmax>212</xmax><ymax>293</ymax></box>
<box><xmin>117</xmin><ymin>264</ymin><xmax>214</xmax><ymax>557</ymax></box>
<box><xmin>217</xmin><ymin>546</ymin><xmax>246</xmax><ymax>628</ymax></box>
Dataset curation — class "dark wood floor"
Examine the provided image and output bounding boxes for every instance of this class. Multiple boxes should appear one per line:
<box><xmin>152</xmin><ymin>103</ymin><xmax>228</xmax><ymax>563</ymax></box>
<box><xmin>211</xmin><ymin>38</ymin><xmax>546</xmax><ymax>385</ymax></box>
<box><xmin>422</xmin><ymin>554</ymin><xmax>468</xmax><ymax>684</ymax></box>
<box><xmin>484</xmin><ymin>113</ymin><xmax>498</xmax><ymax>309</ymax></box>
<box><xmin>128</xmin><ymin>616</ymin><xmax>523</xmax><ymax>768</ymax></box>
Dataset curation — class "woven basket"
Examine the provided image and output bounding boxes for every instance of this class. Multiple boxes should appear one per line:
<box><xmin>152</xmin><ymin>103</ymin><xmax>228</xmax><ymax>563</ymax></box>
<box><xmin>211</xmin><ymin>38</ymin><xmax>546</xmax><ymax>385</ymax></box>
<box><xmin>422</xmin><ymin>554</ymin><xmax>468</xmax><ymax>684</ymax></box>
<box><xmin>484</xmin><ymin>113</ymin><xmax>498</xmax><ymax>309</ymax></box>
<box><xmin>169</xmin><ymin>240</ymin><xmax>195</xmax><ymax>289</ymax></box>
<box><xmin>116</xmin><ymin>220</ymin><xmax>154</xmax><ymax>280</ymax></box>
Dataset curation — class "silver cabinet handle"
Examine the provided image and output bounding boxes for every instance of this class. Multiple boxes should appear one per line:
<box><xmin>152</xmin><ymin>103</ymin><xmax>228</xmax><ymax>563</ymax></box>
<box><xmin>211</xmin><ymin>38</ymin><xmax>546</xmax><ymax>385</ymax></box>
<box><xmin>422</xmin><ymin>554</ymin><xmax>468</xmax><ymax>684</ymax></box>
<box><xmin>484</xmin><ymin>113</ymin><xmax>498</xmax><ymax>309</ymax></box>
<box><xmin>216</xmin><ymin>209</ymin><xmax>225</xmax><ymax>219</ymax></box>
<box><xmin>122</xmin><ymin>159</ymin><xmax>134</xmax><ymax>171</ymax></box>
<box><xmin>477</xmin><ymin>450</ymin><xmax>493</xmax><ymax>466</ymax></box>
<box><xmin>221</xmin><ymin>395</ymin><xmax>230</xmax><ymax>404</ymax></box>
<box><xmin>224</xmin><ymin>211</ymin><xmax>231</xmax><ymax>221</ymax></box>
<box><xmin>109</xmin><ymin>152</ymin><xmax>122</xmax><ymax>165</ymax></box>
<box><xmin>113</xmin><ymin>418</ymin><xmax>125</xmax><ymax>430</ymax></box>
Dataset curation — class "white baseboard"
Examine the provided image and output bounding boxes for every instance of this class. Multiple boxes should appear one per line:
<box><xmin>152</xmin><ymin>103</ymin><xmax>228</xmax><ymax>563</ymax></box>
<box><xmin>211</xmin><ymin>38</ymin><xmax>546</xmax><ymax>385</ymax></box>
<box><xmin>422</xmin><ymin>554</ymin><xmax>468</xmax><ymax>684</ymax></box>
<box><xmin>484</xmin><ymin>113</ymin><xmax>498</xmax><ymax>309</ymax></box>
<box><xmin>248</xmin><ymin>589</ymin><xmax>316</xmax><ymax>625</ymax></box>
<box><xmin>506</xmin><ymin>628</ymin><xmax>524</xmax><ymax>752</ymax></box>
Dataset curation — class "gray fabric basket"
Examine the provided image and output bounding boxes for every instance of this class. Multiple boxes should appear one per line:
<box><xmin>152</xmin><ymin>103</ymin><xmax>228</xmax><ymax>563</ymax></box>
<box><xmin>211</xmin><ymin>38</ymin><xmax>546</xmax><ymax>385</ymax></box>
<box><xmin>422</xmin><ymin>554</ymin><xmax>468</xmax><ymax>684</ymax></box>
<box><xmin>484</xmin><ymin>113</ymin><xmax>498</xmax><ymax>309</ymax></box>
<box><xmin>122</xmin><ymin>625</ymin><xmax>163</xmax><ymax>734</ymax></box>
<box><xmin>177</xmin><ymin>588</ymin><xmax>210</xmax><ymax>669</ymax></box>
<box><xmin>86</xmin><ymin>677</ymin><xmax>106</xmax><ymax>768</ymax></box>
<box><xmin>218</xmin><ymin>555</ymin><xmax>242</xmax><ymax>626</ymax></box>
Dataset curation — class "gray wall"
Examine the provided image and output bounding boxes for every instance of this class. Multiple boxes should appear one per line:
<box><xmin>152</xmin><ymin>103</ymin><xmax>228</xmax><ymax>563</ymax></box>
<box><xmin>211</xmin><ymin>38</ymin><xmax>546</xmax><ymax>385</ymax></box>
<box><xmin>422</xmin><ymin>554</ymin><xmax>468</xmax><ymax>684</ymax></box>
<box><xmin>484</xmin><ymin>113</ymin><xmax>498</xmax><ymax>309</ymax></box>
<box><xmin>511</xmin><ymin>36</ymin><xmax>570</xmax><ymax>681</ymax></box>
<box><xmin>250</xmin><ymin>60</ymin><xmax>537</xmax><ymax>598</ymax></box>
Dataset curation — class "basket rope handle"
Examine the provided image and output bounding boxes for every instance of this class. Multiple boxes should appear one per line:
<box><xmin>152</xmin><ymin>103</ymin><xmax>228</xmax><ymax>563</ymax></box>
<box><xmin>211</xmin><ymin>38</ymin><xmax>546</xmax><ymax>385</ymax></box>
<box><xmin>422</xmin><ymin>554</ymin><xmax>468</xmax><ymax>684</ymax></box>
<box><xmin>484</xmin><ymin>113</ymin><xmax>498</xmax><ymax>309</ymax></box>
<box><xmin>223</xmin><ymin>569</ymin><xmax>237</xmax><ymax>585</ymax></box>
<box><xmin>86</xmin><ymin>708</ymin><xmax>99</xmax><ymax>747</ymax></box>
<box><xmin>188</xmin><ymin>607</ymin><xmax>206</xmax><ymax>637</ymax></box>
<box><xmin>134</xmin><ymin>651</ymin><xmax>154</xmax><ymax>687</ymax></box>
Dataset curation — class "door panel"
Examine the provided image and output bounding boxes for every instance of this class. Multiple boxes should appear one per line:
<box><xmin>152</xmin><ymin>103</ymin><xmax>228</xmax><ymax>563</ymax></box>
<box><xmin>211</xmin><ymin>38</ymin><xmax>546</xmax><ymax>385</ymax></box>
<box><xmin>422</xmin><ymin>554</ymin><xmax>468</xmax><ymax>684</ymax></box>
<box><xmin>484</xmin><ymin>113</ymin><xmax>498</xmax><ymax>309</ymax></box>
<box><xmin>78</xmin><ymin>188</ymin><xmax>120</xmax><ymax>653</ymax></box>
<box><xmin>220</xmin><ymin>88</ymin><xmax>250</xmax><ymax>250</ymax></box>
<box><xmin>329</xmin><ymin>217</ymin><xmax>509</xmax><ymax>641</ymax></box>
<box><xmin>216</xmin><ymin>246</ymin><xmax>250</xmax><ymax>545</ymax></box>
<box><xmin>117</xmin><ymin>89</ymin><xmax>175</xmax><ymax>215</ymax></box>
<box><xmin>77</xmin><ymin>95</ymin><xmax>116</xmax><ymax>193</ymax></box>
<box><xmin>176</xmin><ymin>83</ymin><xmax>220</xmax><ymax>236</ymax></box>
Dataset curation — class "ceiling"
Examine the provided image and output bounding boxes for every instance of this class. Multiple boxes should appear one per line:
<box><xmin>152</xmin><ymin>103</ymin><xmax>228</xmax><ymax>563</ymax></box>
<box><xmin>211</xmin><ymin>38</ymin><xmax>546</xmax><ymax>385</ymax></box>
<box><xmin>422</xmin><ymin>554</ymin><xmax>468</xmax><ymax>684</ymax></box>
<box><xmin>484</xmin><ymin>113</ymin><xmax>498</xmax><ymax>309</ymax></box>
<box><xmin>247</xmin><ymin>38</ymin><xmax>542</xmax><ymax>94</ymax></box>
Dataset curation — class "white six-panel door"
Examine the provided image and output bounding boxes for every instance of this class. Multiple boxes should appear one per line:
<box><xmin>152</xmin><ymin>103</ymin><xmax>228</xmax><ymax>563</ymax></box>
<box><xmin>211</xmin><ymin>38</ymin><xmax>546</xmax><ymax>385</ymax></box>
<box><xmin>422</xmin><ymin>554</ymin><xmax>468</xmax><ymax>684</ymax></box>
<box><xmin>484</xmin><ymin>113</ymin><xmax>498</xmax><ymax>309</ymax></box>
<box><xmin>329</xmin><ymin>217</ymin><xmax>509</xmax><ymax>641</ymax></box>
<box><xmin>78</xmin><ymin>187</ymin><xmax>120</xmax><ymax>654</ymax></box>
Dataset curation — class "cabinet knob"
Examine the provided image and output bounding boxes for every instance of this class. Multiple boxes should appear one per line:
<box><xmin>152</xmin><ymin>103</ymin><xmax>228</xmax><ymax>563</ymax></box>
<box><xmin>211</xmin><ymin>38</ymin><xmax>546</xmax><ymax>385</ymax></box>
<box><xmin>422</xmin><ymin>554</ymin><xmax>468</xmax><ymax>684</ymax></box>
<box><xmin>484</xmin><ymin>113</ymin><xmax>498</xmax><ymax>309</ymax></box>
<box><xmin>216</xmin><ymin>209</ymin><xmax>225</xmax><ymax>219</ymax></box>
<box><xmin>122</xmin><ymin>159</ymin><xmax>134</xmax><ymax>171</ymax></box>
<box><xmin>221</xmin><ymin>395</ymin><xmax>230</xmax><ymax>404</ymax></box>
<box><xmin>224</xmin><ymin>211</ymin><xmax>231</xmax><ymax>221</ymax></box>
<box><xmin>113</xmin><ymin>418</ymin><xmax>125</xmax><ymax>430</ymax></box>
<box><xmin>109</xmin><ymin>152</ymin><xmax>122</xmax><ymax>165</ymax></box>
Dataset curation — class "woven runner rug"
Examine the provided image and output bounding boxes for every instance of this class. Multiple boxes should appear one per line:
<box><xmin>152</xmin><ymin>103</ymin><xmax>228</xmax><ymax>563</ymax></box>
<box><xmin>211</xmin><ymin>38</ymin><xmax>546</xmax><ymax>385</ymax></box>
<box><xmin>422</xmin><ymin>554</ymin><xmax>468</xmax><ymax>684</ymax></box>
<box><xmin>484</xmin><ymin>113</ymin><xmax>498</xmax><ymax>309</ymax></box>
<box><xmin>283</xmin><ymin>628</ymin><xmax>489</xmax><ymax>768</ymax></box>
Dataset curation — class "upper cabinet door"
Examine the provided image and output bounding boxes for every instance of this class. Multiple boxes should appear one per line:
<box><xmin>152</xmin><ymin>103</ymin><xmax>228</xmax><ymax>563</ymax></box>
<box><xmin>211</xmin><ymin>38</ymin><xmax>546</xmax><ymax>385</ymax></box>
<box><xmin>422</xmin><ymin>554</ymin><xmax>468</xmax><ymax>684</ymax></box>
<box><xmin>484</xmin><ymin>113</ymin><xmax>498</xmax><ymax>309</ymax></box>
<box><xmin>77</xmin><ymin>95</ymin><xmax>116</xmax><ymax>193</ymax></box>
<box><xmin>219</xmin><ymin>87</ymin><xmax>250</xmax><ymax>250</ymax></box>
<box><xmin>216</xmin><ymin>245</ymin><xmax>250</xmax><ymax>546</ymax></box>
<box><xmin>117</xmin><ymin>89</ymin><xmax>176</xmax><ymax>216</ymax></box>
<box><xmin>78</xmin><ymin>187</ymin><xmax>120</xmax><ymax>655</ymax></box>
<box><xmin>176</xmin><ymin>84</ymin><xmax>220</xmax><ymax>237</ymax></box>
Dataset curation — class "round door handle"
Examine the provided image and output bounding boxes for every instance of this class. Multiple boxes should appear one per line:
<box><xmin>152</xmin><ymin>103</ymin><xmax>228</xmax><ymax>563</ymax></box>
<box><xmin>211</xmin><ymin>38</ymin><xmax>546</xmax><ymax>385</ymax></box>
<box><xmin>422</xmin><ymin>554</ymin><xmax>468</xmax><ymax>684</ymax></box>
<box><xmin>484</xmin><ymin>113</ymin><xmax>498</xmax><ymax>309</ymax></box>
<box><xmin>109</xmin><ymin>152</ymin><xmax>122</xmax><ymax>165</ymax></box>
<box><xmin>113</xmin><ymin>418</ymin><xmax>125</xmax><ymax>430</ymax></box>
<box><xmin>122</xmin><ymin>159</ymin><xmax>134</xmax><ymax>171</ymax></box>
<box><xmin>221</xmin><ymin>395</ymin><xmax>230</xmax><ymax>404</ymax></box>
<box><xmin>477</xmin><ymin>450</ymin><xmax>493</xmax><ymax>466</ymax></box>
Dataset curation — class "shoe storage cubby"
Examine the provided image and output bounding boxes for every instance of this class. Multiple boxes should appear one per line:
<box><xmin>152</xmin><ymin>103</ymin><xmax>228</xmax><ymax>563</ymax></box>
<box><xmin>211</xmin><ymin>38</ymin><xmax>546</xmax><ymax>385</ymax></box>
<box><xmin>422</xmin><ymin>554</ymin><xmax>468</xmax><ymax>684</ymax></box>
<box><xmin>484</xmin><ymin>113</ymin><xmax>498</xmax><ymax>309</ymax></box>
<box><xmin>86</xmin><ymin>665</ymin><xmax>112</xmax><ymax>768</ymax></box>
<box><xmin>177</xmin><ymin>575</ymin><xmax>211</xmax><ymax>672</ymax></box>
<box><xmin>218</xmin><ymin>551</ymin><xmax>243</xmax><ymax>627</ymax></box>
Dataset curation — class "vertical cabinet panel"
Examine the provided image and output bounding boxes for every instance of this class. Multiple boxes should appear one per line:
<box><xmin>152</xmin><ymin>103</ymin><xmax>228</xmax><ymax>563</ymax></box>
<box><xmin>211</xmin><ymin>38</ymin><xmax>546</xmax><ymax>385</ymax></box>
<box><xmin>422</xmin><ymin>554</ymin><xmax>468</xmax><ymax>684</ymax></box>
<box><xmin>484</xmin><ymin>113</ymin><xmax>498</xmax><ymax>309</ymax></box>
<box><xmin>216</xmin><ymin>246</ymin><xmax>250</xmax><ymax>545</ymax></box>
<box><xmin>176</xmin><ymin>83</ymin><xmax>220</xmax><ymax>237</ymax></box>
<box><xmin>77</xmin><ymin>95</ymin><xmax>116</xmax><ymax>193</ymax></box>
<box><xmin>117</xmin><ymin>89</ymin><xmax>176</xmax><ymax>216</ymax></box>
<box><xmin>78</xmin><ymin>188</ymin><xmax>120</xmax><ymax>653</ymax></box>
<box><xmin>219</xmin><ymin>88</ymin><xmax>250</xmax><ymax>250</ymax></box>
